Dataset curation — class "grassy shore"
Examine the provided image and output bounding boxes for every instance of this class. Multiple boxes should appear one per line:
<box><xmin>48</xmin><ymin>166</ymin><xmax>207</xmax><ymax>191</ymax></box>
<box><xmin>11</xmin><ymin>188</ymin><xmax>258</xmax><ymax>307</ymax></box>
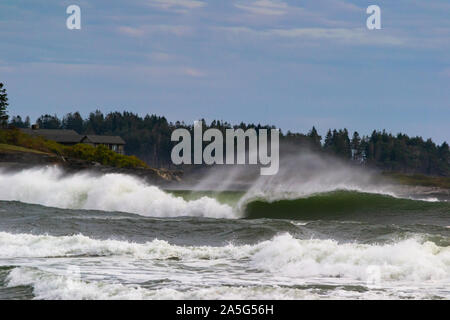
<box><xmin>0</xmin><ymin>143</ymin><xmax>49</xmax><ymax>155</ymax></box>
<box><xmin>0</xmin><ymin>128</ymin><xmax>148</xmax><ymax>169</ymax></box>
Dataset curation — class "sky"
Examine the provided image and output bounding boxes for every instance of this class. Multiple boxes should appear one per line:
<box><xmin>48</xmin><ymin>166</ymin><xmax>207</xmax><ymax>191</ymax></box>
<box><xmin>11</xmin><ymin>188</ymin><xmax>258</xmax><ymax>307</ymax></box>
<box><xmin>0</xmin><ymin>0</ymin><xmax>449</xmax><ymax>143</ymax></box>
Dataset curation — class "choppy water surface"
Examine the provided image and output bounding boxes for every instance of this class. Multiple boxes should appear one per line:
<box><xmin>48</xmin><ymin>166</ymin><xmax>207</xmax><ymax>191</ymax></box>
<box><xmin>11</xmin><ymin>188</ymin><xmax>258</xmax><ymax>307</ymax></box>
<box><xmin>0</xmin><ymin>167</ymin><xmax>449</xmax><ymax>299</ymax></box>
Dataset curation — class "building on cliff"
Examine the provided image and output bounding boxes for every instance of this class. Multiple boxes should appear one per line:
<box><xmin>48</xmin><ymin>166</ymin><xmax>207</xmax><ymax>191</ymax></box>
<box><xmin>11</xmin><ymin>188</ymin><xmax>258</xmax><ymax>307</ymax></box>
<box><xmin>21</xmin><ymin>126</ymin><xmax>125</xmax><ymax>154</ymax></box>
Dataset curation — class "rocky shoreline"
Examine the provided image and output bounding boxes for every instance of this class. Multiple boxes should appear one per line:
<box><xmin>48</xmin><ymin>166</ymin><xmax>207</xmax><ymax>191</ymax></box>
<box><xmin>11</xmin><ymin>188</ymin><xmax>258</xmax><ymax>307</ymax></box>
<box><xmin>0</xmin><ymin>146</ymin><xmax>182</xmax><ymax>186</ymax></box>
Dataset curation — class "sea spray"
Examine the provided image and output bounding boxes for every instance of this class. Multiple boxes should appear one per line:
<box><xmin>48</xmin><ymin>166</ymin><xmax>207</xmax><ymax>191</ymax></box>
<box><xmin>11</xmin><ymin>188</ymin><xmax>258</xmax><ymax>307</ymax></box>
<box><xmin>186</xmin><ymin>150</ymin><xmax>404</xmax><ymax>208</ymax></box>
<box><xmin>0</xmin><ymin>167</ymin><xmax>236</xmax><ymax>219</ymax></box>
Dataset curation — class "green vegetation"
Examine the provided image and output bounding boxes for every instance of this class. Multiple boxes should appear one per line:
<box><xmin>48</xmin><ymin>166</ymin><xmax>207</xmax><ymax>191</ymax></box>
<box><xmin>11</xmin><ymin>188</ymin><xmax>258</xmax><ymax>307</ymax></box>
<box><xmin>0</xmin><ymin>129</ymin><xmax>148</xmax><ymax>169</ymax></box>
<box><xmin>6</xmin><ymin>105</ymin><xmax>449</xmax><ymax>177</ymax></box>
<box><xmin>0</xmin><ymin>127</ymin><xmax>65</xmax><ymax>155</ymax></box>
<box><xmin>0</xmin><ymin>143</ymin><xmax>48</xmax><ymax>155</ymax></box>
<box><xmin>9</xmin><ymin>110</ymin><xmax>449</xmax><ymax>177</ymax></box>
<box><xmin>2</xmin><ymin>77</ymin><xmax>448</xmax><ymax>175</ymax></box>
<box><xmin>382</xmin><ymin>172</ymin><xmax>450</xmax><ymax>189</ymax></box>
<box><xmin>66</xmin><ymin>143</ymin><xmax>147</xmax><ymax>169</ymax></box>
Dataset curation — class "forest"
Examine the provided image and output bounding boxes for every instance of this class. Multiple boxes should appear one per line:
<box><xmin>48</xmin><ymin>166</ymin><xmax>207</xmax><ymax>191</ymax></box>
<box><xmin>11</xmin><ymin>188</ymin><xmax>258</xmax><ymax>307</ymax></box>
<box><xmin>7</xmin><ymin>110</ymin><xmax>450</xmax><ymax>177</ymax></box>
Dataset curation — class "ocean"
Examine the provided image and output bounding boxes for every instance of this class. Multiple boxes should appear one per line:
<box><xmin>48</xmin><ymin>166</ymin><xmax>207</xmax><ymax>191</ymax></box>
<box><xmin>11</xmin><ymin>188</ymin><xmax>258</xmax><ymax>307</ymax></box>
<box><xmin>0</xmin><ymin>167</ymin><xmax>449</xmax><ymax>300</ymax></box>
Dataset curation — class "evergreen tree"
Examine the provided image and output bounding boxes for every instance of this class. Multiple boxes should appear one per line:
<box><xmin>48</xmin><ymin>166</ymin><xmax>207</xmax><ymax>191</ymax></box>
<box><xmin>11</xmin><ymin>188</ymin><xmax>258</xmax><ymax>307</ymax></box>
<box><xmin>307</xmin><ymin>126</ymin><xmax>322</xmax><ymax>148</ymax></box>
<box><xmin>62</xmin><ymin>112</ymin><xmax>83</xmax><ymax>133</ymax></box>
<box><xmin>36</xmin><ymin>114</ymin><xmax>61</xmax><ymax>129</ymax></box>
<box><xmin>324</xmin><ymin>130</ymin><xmax>333</xmax><ymax>150</ymax></box>
<box><xmin>7</xmin><ymin>107</ymin><xmax>449</xmax><ymax>175</ymax></box>
<box><xmin>24</xmin><ymin>116</ymin><xmax>31</xmax><ymax>128</ymax></box>
<box><xmin>351</xmin><ymin>131</ymin><xmax>362</xmax><ymax>161</ymax></box>
<box><xmin>86</xmin><ymin>110</ymin><xmax>105</xmax><ymax>134</ymax></box>
<box><xmin>9</xmin><ymin>115</ymin><xmax>28</xmax><ymax>128</ymax></box>
<box><xmin>0</xmin><ymin>83</ymin><xmax>9</xmax><ymax>127</ymax></box>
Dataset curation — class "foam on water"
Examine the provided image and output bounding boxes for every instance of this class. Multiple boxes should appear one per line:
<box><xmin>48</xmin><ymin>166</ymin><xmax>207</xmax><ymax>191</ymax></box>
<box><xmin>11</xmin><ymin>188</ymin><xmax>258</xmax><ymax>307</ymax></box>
<box><xmin>7</xmin><ymin>267</ymin><xmax>442</xmax><ymax>300</ymax></box>
<box><xmin>1</xmin><ymin>232</ymin><xmax>448</xmax><ymax>284</ymax></box>
<box><xmin>1</xmin><ymin>159</ymin><xmax>448</xmax><ymax>300</ymax></box>
<box><xmin>0</xmin><ymin>167</ymin><xmax>235</xmax><ymax>219</ymax></box>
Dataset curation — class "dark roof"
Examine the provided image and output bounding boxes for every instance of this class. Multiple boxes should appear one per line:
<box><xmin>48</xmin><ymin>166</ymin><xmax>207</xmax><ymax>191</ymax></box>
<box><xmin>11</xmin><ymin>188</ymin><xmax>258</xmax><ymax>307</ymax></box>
<box><xmin>82</xmin><ymin>135</ymin><xmax>125</xmax><ymax>145</ymax></box>
<box><xmin>21</xmin><ymin>129</ymin><xmax>83</xmax><ymax>143</ymax></box>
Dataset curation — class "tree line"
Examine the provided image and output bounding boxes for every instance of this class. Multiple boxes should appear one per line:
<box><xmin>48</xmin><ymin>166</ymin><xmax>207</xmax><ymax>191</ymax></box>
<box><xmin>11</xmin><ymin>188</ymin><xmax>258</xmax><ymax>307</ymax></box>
<box><xmin>1</xmin><ymin>80</ymin><xmax>448</xmax><ymax>176</ymax></box>
<box><xmin>7</xmin><ymin>111</ymin><xmax>449</xmax><ymax>176</ymax></box>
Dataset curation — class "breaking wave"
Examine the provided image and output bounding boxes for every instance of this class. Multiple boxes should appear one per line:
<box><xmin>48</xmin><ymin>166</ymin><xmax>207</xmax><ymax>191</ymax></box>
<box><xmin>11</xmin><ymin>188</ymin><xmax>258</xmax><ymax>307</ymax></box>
<box><xmin>0</xmin><ymin>167</ymin><xmax>447</xmax><ymax>221</ymax></box>
<box><xmin>243</xmin><ymin>190</ymin><xmax>450</xmax><ymax>220</ymax></box>
<box><xmin>0</xmin><ymin>167</ymin><xmax>234</xmax><ymax>219</ymax></box>
<box><xmin>1</xmin><ymin>232</ymin><xmax>449</xmax><ymax>283</ymax></box>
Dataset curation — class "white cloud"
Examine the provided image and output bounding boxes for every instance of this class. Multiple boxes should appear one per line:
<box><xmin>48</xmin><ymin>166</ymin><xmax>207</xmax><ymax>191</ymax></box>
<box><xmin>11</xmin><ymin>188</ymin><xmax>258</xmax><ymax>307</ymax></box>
<box><xmin>323</xmin><ymin>0</ymin><xmax>362</xmax><ymax>13</ymax></box>
<box><xmin>267</xmin><ymin>28</ymin><xmax>405</xmax><ymax>46</ymax></box>
<box><xmin>235</xmin><ymin>0</ymin><xmax>289</xmax><ymax>16</ymax></box>
<box><xmin>117</xmin><ymin>25</ymin><xmax>194</xmax><ymax>37</ymax></box>
<box><xmin>147</xmin><ymin>52</ymin><xmax>174</xmax><ymax>62</ymax></box>
<box><xmin>218</xmin><ymin>26</ymin><xmax>407</xmax><ymax>46</ymax></box>
<box><xmin>1</xmin><ymin>62</ymin><xmax>206</xmax><ymax>78</ymax></box>
<box><xmin>117</xmin><ymin>26</ymin><xmax>146</xmax><ymax>37</ymax></box>
<box><xmin>183</xmin><ymin>67</ymin><xmax>206</xmax><ymax>77</ymax></box>
<box><xmin>151</xmin><ymin>24</ymin><xmax>194</xmax><ymax>36</ymax></box>
<box><xmin>149</xmin><ymin>0</ymin><xmax>206</xmax><ymax>11</ymax></box>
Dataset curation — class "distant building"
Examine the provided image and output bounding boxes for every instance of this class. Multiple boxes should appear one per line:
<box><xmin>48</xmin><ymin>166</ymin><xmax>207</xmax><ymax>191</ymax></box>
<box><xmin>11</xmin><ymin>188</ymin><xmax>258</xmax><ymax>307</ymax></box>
<box><xmin>81</xmin><ymin>135</ymin><xmax>125</xmax><ymax>154</ymax></box>
<box><xmin>21</xmin><ymin>128</ymin><xmax>82</xmax><ymax>146</ymax></box>
<box><xmin>20</xmin><ymin>126</ymin><xmax>126</xmax><ymax>154</ymax></box>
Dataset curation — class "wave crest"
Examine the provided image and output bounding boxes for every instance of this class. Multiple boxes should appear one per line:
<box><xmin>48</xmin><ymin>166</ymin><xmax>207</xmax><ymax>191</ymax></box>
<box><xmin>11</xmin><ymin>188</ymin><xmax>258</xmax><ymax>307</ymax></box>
<box><xmin>243</xmin><ymin>190</ymin><xmax>450</xmax><ymax>220</ymax></box>
<box><xmin>1</xmin><ymin>232</ymin><xmax>448</xmax><ymax>283</ymax></box>
<box><xmin>0</xmin><ymin>167</ymin><xmax>235</xmax><ymax>219</ymax></box>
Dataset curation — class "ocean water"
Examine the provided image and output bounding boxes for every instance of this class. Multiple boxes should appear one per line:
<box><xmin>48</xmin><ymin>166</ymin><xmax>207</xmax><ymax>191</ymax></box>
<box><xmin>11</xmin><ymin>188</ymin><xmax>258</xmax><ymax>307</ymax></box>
<box><xmin>0</xmin><ymin>167</ymin><xmax>449</xmax><ymax>300</ymax></box>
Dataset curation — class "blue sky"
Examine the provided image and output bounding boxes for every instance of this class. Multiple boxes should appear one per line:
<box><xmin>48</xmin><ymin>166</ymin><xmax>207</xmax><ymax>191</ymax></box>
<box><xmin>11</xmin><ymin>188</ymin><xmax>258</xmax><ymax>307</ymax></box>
<box><xmin>0</xmin><ymin>0</ymin><xmax>449</xmax><ymax>143</ymax></box>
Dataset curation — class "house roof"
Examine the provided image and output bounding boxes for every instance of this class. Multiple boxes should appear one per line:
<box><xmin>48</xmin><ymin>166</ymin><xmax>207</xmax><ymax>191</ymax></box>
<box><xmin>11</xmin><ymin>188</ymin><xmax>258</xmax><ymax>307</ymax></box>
<box><xmin>20</xmin><ymin>129</ymin><xmax>126</xmax><ymax>145</ymax></box>
<box><xmin>82</xmin><ymin>135</ymin><xmax>125</xmax><ymax>145</ymax></box>
<box><xmin>21</xmin><ymin>129</ymin><xmax>83</xmax><ymax>143</ymax></box>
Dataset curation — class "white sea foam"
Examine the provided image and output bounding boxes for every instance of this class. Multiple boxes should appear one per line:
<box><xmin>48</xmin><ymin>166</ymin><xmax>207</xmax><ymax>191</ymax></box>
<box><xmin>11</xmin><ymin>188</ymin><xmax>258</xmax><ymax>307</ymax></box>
<box><xmin>0</xmin><ymin>231</ymin><xmax>252</xmax><ymax>260</ymax></box>
<box><xmin>0</xmin><ymin>167</ymin><xmax>235</xmax><ymax>218</ymax></box>
<box><xmin>1</xmin><ymin>232</ymin><xmax>448</xmax><ymax>284</ymax></box>
<box><xmin>8</xmin><ymin>266</ymin><xmax>439</xmax><ymax>300</ymax></box>
<box><xmin>249</xmin><ymin>234</ymin><xmax>450</xmax><ymax>282</ymax></box>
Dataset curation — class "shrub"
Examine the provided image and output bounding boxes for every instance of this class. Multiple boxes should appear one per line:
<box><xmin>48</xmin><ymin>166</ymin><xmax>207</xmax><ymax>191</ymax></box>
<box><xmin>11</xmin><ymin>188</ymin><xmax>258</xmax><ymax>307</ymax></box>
<box><xmin>0</xmin><ymin>128</ymin><xmax>148</xmax><ymax>169</ymax></box>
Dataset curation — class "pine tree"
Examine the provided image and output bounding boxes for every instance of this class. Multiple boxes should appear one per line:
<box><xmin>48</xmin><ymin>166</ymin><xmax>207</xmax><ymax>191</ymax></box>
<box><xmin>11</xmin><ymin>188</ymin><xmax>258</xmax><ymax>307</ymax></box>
<box><xmin>307</xmin><ymin>126</ymin><xmax>322</xmax><ymax>148</ymax></box>
<box><xmin>10</xmin><ymin>115</ymin><xmax>26</xmax><ymax>128</ymax></box>
<box><xmin>36</xmin><ymin>114</ymin><xmax>61</xmax><ymax>129</ymax></box>
<box><xmin>24</xmin><ymin>116</ymin><xmax>31</xmax><ymax>128</ymax></box>
<box><xmin>63</xmin><ymin>111</ymin><xmax>84</xmax><ymax>133</ymax></box>
<box><xmin>0</xmin><ymin>83</ymin><xmax>9</xmax><ymax>127</ymax></box>
<box><xmin>324</xmin><ymin>129</ymin><xmax>333</xmax><ymax>150</ymax></box>
<box><xmin>351</xmin><ymin>131</ymin><xmax>361</xmax><ymax>161</ymax></box>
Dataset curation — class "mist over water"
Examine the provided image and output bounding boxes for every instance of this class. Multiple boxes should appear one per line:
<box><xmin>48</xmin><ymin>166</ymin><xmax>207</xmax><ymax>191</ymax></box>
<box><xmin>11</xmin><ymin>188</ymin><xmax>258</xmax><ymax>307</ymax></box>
<box><xmin>0</xmin><ymin>151</ymin><xmax>442</xmax><ymax>220</ymax></box>
<box><xmin>183</xmin><ymin>151</ymin><xmax>409</xmax><ymax>204</ymax></box>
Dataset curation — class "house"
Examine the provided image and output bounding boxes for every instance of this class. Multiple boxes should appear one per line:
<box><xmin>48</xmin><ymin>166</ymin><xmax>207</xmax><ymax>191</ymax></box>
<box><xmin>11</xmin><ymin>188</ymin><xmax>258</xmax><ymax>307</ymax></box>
<box><xmin>21</xmin><ymin>128</ymin><xmax>83</xmax><ymax>146</ymax></box>
<box><xmin>20</xmin><ymin>126</ymin><xmax>126</xmax><ymax>154</ymax></box>
<box><xmin>80</xmin><ymin>135</ymin><xmax>125</xmax><ymax>154</ymax></box>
